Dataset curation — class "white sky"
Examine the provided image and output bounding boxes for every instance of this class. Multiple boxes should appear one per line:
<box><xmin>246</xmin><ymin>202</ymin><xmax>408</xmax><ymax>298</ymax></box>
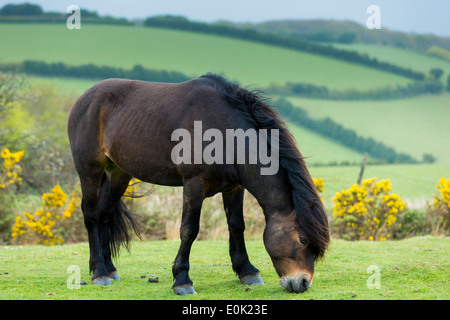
<box><xmin>1</xmin><ymin>0</ymin><xmax>449</xmax><ymax>37</ymax></box>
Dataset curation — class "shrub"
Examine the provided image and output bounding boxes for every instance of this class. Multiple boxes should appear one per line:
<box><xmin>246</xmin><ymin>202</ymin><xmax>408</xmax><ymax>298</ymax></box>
<box><xmin>11</xmin><ymin>184</ymin><xmax>81</xmax><ymax>245</ymax></box>
<box><xmin>427</xmin><ymin>177</ymin><xmax>450</xmax><ymax>235</ymax></box>
<box><xmin>331</xmin><ymin>178</ymin><xmax>406</xmax><ymax>241</ymax></box>
<box><xmin>0</xmin><ymin>148</ymin><xmax>24</xmax><ymax>189</ymax></box>
<box><xmin>312</xmin><ymin>177</ymin><xmax>324</xmax><ymax>203</ymax></box>
<box><xmin>395</xmin><ymin>210</ymin><xmax>430</xmax><ymax>239</ymax></box>
<box><xmin>0</xmin><ymin>148</ymin><xmax>24</xmax><ymax>240</ymax></box>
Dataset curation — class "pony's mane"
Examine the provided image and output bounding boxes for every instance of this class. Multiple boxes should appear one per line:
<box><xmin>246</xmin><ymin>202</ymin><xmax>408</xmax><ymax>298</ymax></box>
<box><xmin>200</xmin><ymin>73</ymin><xmax>330</xmax><ymax>259</ymax></box>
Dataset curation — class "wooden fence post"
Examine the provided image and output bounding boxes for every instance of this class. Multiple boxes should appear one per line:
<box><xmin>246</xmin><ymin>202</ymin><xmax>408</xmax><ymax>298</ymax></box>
<box><xmin>357</xmin><ymin>153</ymin><xmax>369</xmax><ymax>185</ymax></box>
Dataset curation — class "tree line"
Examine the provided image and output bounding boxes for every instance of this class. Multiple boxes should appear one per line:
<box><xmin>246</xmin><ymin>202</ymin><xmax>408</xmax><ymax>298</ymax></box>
<box><xmin>0</xmin><ymin>3</ymin><xmax>131</xmax><ymax>25</ymax></box>
<box><xmin>268</xmin><ymin>66</ymin><xmax>450</xmax><ymax>100</ymax></box>
<box><xmin>1</xmin><ymin>60</ymin><xmax>191</xmax><ymax>83</ymax></box>
<box><xmin>269</xmin><ymin>79</ymin><xmax>444</xmax><ymax>100</ymax></box>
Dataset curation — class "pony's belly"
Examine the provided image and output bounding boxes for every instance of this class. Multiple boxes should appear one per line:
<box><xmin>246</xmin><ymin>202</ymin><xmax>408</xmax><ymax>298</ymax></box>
<box><xmin>129</xmin><ymin>166</ymin><xmax>183</xmax><ymax>187</ymax></box>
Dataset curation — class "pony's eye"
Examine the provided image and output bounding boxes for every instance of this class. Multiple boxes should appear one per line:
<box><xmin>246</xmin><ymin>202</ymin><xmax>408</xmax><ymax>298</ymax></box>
<box><xmin>298</xmin><ymin>237</ymin><xmax>309</xmax><ymax>246</ymax></box>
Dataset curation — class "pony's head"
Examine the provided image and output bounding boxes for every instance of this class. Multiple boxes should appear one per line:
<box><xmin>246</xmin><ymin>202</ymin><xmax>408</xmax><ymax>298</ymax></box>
<box><xmin>261</xmin><ymin>134</ymin><xmax>330</xmax><ymax>293</ymax></box>
<box><xmin>263</xmin><ymin>197</ymin><xmax>329</xmax><ymax>293</ymax></box>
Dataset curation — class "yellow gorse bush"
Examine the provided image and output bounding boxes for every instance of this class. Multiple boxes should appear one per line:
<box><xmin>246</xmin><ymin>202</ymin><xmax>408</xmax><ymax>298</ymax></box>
<box><xmin>11</xmin><ymin>184</ymin><xmax>80</xmax><ymax>245</ymax></box>
<box><xmin>332</xmin><ymin>177</ymin><xmax>406</xmax><ymax>241</ymax></box>
<box><xmin>428</xmin><ymin>177</ymin><xmax>450</xmax><ymax>234</ymax></box>
<box><xmin>125</xmin><ymin>178</ymin><xmax>142</xmax><ymax>201</ymax></box>
<box><xmin>312</xmin><ymin>177</ymin><xmax>324</xmax><ymax>203</ymax></box>
<box><xmin>433</xmin><ymin>177</ymin><xmax>450</xmax><ymax>210</ymax></box>
<box><xmin>0</xmin><ymin>148</ymin><xmax>24</xmax><ymax>189</ymax></box>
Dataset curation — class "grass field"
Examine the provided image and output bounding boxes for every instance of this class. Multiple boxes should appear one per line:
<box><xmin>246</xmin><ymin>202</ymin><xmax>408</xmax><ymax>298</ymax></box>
<box><xmin>0</xmin><ymin>237</ymin><xmax>448</xmax><ymax>300</ymax></box>
<box><xmin>0</xmin><ymin>23</ymin><xmax>412</xmax><ymax>90</ymax></box>
<box><xmin>287</xmin><ymin>94</ymin><xmax>450</xmax><ymax>164</ymax></box>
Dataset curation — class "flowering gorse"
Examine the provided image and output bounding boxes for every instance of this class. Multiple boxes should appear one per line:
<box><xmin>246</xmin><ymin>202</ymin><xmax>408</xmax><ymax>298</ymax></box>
<box><xmin>427</xmin><ymin>177</ymin><xmax>450</xmax><ymax>234</ymax></box>
<box><xmin>0</xmin><ymin>148</ymin><xmax>24</xmax><ymax>189</ymax></box>
<box><xmin>332</xmin><ymin>177</ymin><xmax>406</xmax><ymax>241</ymax></box>
<box><xmin>11</xmin><ymin>184</ymin><xmax>80</xmax><ymax>245</ymax></box>
<box><xmin>432</xmin><ymin>177</ymin><xmax>450</xmax><ymax>210</ymax></box>
<box><xmin>312</xmin><ymin>177</ymin><xmax>324</xmax><ymax>203</ymax></box>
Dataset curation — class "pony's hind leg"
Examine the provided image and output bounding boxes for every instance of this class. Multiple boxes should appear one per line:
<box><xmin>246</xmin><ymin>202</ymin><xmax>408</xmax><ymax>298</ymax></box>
<box><xmin>79</xmin><ymin>165</ymin><xmax>113</xmax><ymax>286</ymax></box>
<box><xmin>222</xmin><ymin>186</ymin><xmax>264</xmax><ymax>285</ymax></box>
<box><xmin>98</xmin><ymin>165</ymin><xmax>136</xmax><ymax>280</ymax></box>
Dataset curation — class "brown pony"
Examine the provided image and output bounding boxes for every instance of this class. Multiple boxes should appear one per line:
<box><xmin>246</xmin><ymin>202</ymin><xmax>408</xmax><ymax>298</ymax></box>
<box><xmin>67</xmin><ymin>73</ymin><xmax>329</xmax><ymax>295</ymax></box>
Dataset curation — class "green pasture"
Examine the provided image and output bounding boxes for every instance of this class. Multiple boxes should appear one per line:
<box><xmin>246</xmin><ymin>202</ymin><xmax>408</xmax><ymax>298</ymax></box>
<box><xmin>0</xmin><ymin>237</ymin><xmax>448</xmax><ymax>300</ymax></box>
<box><xmin>0</xmin><ymin>23</ymin><xmax>411</xmax><ymax>90</ymax></box>
<box><xmin>287</xmin><ymin>94</ymin><xmax>450</xmax><ymax>164</ymax></box>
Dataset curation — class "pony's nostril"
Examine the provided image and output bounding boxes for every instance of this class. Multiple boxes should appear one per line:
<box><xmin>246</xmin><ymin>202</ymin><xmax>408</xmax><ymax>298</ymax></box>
<box><xmin>280</xmin><ymin>274</ymin><xmax>312</xmax><ymax>293</ymax></box>
<box><xmin>301</xmin><ymin>277</ymin><xmax>308</xmax><ymax>288</ymax></box>
<box><xmin>294</xmin><ymin>275</ymin><xmax>311</xmax><ymax>293</ymax></box>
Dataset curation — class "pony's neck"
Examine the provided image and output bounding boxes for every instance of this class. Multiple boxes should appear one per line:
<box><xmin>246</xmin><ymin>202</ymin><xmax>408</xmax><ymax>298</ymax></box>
<box><xmin>241</xmin><ymin>166</ymin><xmax>294</xmax><ymax>217</ymax></box>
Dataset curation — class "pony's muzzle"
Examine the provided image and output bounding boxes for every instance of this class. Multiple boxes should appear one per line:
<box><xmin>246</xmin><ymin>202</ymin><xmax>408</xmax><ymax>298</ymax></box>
<box><xmin>279</xmin><ymin>273</ymin><xmax>312</xmax><ymax>293</ymax></box>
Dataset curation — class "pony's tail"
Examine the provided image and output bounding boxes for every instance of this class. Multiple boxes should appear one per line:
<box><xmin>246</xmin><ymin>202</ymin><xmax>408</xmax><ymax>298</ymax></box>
<box><xmin>97</xmin><ymin>173</ymin><xmax>142</xmax><ymax>259</ymax></box>
<box><xmin>108</xmin><ymin>199</ymin><xmax>141</xmax><ymax>258</ymax></box>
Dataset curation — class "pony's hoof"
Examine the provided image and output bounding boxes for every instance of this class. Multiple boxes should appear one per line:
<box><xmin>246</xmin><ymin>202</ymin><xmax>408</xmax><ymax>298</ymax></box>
<box><xmin>240</xmin><ymin>273</ymin><xmax>264</xmax><ymax>285</ymax></box>
<box><xmin>92</xmin><ymin>276</ymin><xmax>112</xmax><ymax>286</ymax></box>
<box><xmin>110</xmin><ymin>271</ymin><xmax>120</xmax><ymax>280</ymax></box>
<box><xmin>173</xmin><ymin>285</ymin><xmax>197</xmax><ymax>296</ymax></box>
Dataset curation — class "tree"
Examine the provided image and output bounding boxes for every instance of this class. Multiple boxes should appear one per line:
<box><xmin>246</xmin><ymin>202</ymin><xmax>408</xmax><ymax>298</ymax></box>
<box><xmin>447</xmin><ymin>74</ymin><xmax>450</xmax><ymax>92</ymax></box>
<box><xmin>422</xmin><ymin>153</ymin><xmax>436</xmax><ymax>164</ymax></box>
<box><xmin>0</xmin><ymin>3</ymin><xmax>43</xmax><ymax>16</ymax></box>
<box><xmin>430</xmin><ymin>68</ymin><xmax>444</xmax><ymax>80</ymax></box>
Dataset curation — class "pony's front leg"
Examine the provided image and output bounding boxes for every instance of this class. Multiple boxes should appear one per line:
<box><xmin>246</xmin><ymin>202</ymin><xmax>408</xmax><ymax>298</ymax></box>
<box><xmin>223</xmin><ymin>187</ymin><xmax>263</xmax><ymax>285</ymax></box>
<box><xmin>172</xmin><ymin>178</ymin><xmax>204</xmax><ymax>295</ymax></box>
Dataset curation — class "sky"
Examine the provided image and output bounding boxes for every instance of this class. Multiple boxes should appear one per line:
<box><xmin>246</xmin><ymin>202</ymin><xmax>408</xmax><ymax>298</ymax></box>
<box><xmin>1</xmin><ymin>0</ymin><xmax>449</xmax><ymax>37</ymax></box>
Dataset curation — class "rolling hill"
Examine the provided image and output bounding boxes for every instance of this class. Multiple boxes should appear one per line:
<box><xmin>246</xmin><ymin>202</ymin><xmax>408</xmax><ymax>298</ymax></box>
<box><xmin>0</xmin><ymin>23</ymin><xmax>411</xmax><ymax>90</ymax></box>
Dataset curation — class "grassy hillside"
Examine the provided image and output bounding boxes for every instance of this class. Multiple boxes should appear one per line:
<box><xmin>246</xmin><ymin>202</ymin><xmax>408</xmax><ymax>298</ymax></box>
<box><xmin>0</xmin><ymin>23</ymin><xmax>412</xmax><ymax>90</ymax></box>
<box><xmin>287</xmin><ymin>94</ymin><xmax>450</xmax><ymax>164</ymax></box>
